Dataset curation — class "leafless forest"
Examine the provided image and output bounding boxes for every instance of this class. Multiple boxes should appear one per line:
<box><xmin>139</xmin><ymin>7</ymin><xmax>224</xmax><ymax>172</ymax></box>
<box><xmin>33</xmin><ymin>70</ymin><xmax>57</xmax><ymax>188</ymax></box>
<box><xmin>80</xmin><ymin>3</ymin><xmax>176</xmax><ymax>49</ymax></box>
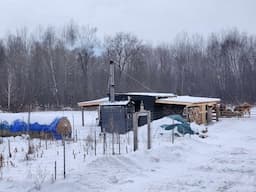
<box><xmin>0</xmin><ymin>22</ymin><xmax>255</xmax><ymax>111</ymax></box>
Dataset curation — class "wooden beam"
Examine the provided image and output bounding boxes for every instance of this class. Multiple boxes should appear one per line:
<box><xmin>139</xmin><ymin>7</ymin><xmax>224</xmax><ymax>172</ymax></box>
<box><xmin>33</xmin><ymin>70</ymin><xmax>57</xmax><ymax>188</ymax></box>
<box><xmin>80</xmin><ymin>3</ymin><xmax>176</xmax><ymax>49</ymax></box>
<box><xmin>201</xmin><ymin>105</ymin><xmax>207</xmax><ymax>125</ymax></box>
<box><xmin>133</xmin><ymin>113</ymin><xmax>138</xmax><ymax>151</ymax></box>
<box><xmin>82</xmin><ymin>108</ymin><xmax>85</xmax><ymax>127</ymax></box>
<box><xmin>147</xmin><ymin>112</ymin><xmax>151</xmax><ymax>150</ymax></box>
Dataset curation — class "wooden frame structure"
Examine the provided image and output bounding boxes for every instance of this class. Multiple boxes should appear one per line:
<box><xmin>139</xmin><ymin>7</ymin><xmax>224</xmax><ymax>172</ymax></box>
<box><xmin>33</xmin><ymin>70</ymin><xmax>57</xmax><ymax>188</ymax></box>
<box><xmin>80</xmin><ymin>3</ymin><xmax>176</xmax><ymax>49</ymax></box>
<box><xmin>78</xmin><ymin>94</ymin><xmax>221</xmax><ymax>126</ymax></box>
<box><xmin>156</xmin><ymin>96</ymin><xmax>220</xmax><ymax>125</ymax></box>
<box><xmin>133</xmin><ymin>108</ymin><xmax>151</xmax><ymax>151</ymax></box>
<box><xmin>78</xmin><ymin>97</ymin><xmax>108</xmax><ymax>126</ymax></box>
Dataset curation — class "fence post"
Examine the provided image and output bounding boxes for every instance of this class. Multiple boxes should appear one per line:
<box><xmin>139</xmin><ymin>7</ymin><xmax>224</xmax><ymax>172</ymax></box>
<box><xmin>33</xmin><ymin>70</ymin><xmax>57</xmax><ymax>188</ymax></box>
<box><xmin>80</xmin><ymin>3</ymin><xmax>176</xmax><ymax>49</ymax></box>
<box><xmin>8</xmin><ymin>139</ymin><xmax>11</xmax><ymax>158</ymax></box>
<box><xmin>45</xmin><ymin>136</ymin><xmax>47</xmax><ymax>150</ymax></box>
<box><xmin>147</xmin><ymin>112</ymin><xmax>151</xmax><ymax>150</ymax></box>
<box><xmin>54</xmin><ymin>161</ymin><xmax>57</xmax><ymax>180</ymax></box>
<box><xmin>63</xmin><ymin>140</ymin><xmax>66</xmax><ymax>179</ymax></box>
<box><xmin>94</xmin><ymin>129</ymin><xmax>97</xmax><ymax>156</ymax></box>
<box><xmin>118</xmin><ymin>134</ymin><xmax>121</xmax><ymax>155</ymax></box>
<box><xmin>72</xmin><ymin>114</ymin><xmax>75</xmax><ymax>139</ymax></box>
<box><xmin>112</xmin><ymin>133</ymin><xmax>115</xmax><ymax>155</ymax></box>
<box><xmin>103</xmin><ymin>132</ymin><xmax>106</xmax><ymax>155</ymax></box>
<box><xmin>133</xmin><ymin>113</ymin><xmax>138</xmax><ymax>151</ymax></box>
<box><xmin>172</xmin><ymin>129</ymin><xmax>174</xmax><ymax>144</ymax></box>
<box><xmin>82</xmin><ymin>108</ymin><xmax>85</xmax><ymax>127</ymax></box>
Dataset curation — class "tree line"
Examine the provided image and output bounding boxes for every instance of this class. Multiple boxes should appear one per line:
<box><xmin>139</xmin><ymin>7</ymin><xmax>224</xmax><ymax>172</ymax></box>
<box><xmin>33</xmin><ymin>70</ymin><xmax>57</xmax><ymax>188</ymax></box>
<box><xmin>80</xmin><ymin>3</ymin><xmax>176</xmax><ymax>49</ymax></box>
<box><xmin>0</xmin><ymin>22</ymin><xmax>255</xmax><ymax>111</ymax></box>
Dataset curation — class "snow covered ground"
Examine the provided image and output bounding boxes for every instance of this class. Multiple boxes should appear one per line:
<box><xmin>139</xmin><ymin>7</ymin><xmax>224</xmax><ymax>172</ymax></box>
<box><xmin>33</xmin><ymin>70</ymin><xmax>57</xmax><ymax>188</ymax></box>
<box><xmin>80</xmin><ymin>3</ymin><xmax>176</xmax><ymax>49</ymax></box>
<box><xmin>0</xmin><ymin>109</ymin><xmax>256</xmax><ymax>192</ymax></box>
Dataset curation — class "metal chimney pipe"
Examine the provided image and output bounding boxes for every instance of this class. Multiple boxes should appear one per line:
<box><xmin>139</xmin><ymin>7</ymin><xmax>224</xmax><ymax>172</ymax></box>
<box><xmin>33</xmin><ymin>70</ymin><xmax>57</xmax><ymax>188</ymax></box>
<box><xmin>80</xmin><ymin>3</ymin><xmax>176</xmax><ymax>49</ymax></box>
<box><xmin>109</xmin><ymin>60</ymin><xmax>115</xmax><ymax>102</ymax></box>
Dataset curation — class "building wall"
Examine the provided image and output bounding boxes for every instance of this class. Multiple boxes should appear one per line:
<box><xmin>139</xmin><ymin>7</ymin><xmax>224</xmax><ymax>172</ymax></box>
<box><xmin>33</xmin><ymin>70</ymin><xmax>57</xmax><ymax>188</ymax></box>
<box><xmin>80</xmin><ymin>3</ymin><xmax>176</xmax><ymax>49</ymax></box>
<box><xmin>100</xmin><ymin>105</ymin><xmax>133</xmax><ymax>134</ymax></box>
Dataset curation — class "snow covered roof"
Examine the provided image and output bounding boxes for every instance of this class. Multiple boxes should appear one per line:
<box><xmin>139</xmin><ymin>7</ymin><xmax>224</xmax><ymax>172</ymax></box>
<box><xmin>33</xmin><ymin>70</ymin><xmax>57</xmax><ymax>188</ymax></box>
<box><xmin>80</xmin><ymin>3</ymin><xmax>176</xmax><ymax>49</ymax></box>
<box><xmin>156</xmin><ymin>96</ymin><xmax>220</xmax><ymax>106</ymax></box>
<box><xmin>118</xmin><ymin>92</ymin><xmax>176</xmax><ymax>98</ymax></box>
<box><xmin>78</xmin><ymin>97</ymin><xmax>109</xmax><ymax>107</ymax></box>
<box><xmin>78</xmin><ymin>94</ymin><xmax>220</xmax><ymax>107</ymax></box>
<box><xmin>78</xmin><ymin>92</ymin><xmax>176</xmax><ymax>107</ymax></box>
<box><xmin>100</xmin><ymin>100</ymin><xmax>130</xmax><ymax>106</ymax></box>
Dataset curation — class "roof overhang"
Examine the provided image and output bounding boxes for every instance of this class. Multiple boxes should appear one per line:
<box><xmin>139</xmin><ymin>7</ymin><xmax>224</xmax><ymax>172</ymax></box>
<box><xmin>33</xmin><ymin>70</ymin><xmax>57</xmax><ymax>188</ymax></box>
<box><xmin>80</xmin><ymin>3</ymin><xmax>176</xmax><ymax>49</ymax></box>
<box><xmin>116</xmin><ymin>92</ymin><xmax>176</xmax><ymax>98</ymax></box>
<box><xmin>156</xmin><ymin>96</ymin><xmax>220</xmax><ymax>107</ymax></box>
<box><xmin>100</xmin><ymin>100</ymin><xmax>130</xmax><ymax>106</ymax></box>
<box><xmin>77</xmin><ymin>97</ymin><xmax>108</xmax><ymax>107</ymax></box>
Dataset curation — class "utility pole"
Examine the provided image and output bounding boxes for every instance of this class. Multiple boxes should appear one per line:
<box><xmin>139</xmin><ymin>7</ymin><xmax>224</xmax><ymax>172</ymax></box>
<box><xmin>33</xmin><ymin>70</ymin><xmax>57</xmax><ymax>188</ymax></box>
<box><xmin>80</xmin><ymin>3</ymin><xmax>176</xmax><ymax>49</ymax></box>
<box><xmin>109</xmin><ymin>60</ymin><xmax>115</xmax><ymax>102</ymax></box>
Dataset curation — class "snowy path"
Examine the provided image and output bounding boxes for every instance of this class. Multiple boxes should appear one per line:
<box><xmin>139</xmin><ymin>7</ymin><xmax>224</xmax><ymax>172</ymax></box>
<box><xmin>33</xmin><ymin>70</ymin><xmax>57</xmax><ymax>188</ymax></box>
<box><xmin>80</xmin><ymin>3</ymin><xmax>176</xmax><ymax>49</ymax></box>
<box><xmin>0</xmin><ymin>111</ymin><xmax>256</xmax><ymax>192</ymax></box>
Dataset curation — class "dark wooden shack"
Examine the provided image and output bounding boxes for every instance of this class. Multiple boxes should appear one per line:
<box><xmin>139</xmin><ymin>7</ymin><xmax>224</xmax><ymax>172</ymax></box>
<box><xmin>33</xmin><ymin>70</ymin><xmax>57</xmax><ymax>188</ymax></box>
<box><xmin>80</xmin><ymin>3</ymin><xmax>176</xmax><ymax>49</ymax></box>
<box><xmin>78</xmin><ymin>92</ymin><xmax>221</xmax><ymax>134</ymax></box>
<box><xmin>115</xmin><ymin>92</ymin><xmax>183</xmax><ymax>125</ymax></box>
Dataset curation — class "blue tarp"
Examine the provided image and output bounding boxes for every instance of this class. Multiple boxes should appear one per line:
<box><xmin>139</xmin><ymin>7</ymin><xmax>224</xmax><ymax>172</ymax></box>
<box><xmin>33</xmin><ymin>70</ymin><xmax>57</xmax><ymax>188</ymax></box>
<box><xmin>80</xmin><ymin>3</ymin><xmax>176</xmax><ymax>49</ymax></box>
<box><xmin>0</xmin><ymin>118</ymin><xmax>63</xmax><ymax>139</ymax></box>
<box><xmin>0</xmin><ymin>120</ymin><xmax>10</xmax><ymax>130</ymax></box>
<box><xmin>160</xmin><ymin>115</ymin><xmax>195</xmax><ymax>135</ymax></box>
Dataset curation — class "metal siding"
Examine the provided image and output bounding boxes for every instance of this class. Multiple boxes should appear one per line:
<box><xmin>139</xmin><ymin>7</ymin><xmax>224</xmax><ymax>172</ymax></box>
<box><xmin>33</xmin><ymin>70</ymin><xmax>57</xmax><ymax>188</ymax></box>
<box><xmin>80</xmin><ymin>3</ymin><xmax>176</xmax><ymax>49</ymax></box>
<box><xmin>111</xmin><ymin>94</ymin><xmax>186</xmax><ymax>127</ymax></box>
<box><xmin>100</xmin><ymin>105</ymin><xmax>133</xmax><ymax>134</ymax></box>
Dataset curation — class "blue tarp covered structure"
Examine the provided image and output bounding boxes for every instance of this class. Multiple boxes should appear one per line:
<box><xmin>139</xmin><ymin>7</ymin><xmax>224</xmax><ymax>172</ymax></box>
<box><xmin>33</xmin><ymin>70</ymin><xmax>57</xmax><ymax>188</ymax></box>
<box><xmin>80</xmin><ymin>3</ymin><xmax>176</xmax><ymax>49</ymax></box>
<box><xmin>160</xmin><ymin>114</ymin><xmax>195</xmax><ymax>135</ymax></box>
<box><xmin>0</xmin><ymin>118</ymin><xmax>63</xmax><ymax>139</ymax></box>
<box><xmin>0</xmin><ymin>120</ymin><xmax>10</xmax><ymax>130</ymax></box>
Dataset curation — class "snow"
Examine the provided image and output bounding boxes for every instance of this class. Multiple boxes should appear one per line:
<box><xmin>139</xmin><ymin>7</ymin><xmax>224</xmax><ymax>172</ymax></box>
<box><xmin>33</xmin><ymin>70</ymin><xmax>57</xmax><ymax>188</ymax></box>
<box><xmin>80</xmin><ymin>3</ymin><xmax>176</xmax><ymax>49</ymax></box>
<box><xmin>157</xmin><ymin>95</ymin><xmax>221</xmax><ymax>104</ymax></box>
<box><xmin>101</xmin><ymin>100</ymin><xmax>130</xmax><ymax>106</ymax></box>
<box><xmin>77</xmin><ymin>97</ymin><xmax>109</xmax><ymax>107</ymax></box>
<box><xmin>0</xmin><ymin>111</ymin><xmax>96</xmax><ymax>125</ymax></box>
<box><xmin>119</xmin><ymin>92</ymin><xmax>176</xmax><ymax>98</ymax></box>
<box><xmin>0</xmin><ymin>109</ymin><xmax>256</xmax><ymax>192</ymax></box>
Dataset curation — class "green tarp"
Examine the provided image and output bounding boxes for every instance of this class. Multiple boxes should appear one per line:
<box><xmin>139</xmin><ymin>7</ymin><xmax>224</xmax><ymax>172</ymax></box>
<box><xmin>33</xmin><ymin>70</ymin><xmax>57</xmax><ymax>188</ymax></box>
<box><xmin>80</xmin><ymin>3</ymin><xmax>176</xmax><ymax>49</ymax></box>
<box><xmin>160</xmin><ymin>115</ymin><xmax>194</xmax><ymax>135</ymax></box>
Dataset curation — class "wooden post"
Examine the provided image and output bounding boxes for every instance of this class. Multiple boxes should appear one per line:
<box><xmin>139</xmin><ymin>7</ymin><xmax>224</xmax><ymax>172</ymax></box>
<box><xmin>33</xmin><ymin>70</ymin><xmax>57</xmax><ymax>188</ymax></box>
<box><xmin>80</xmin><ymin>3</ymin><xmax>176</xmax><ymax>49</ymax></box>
<box><xmin>216</xmin><ymin>105</ymin><xmax>220</xmax><ymax>121</ymax></box>
<box><xmin>133</xmin><ymin>113</ymin><xmax>138</xmax><ymax>151</ymax></box>
<box><xmin>103</xmin><ymin>132</ymin><xmax>106</xmax><ymax>155</ymax></box>
<box><xmin>118</xmin><ymin>134</ymin><xmax>121</xmax><ymax>155</ymax></box>
<box><xmin>54</xmin><ymin>161</ymin><xmax>57</xmax><ymax>180</ymax></box>
<box><xmin>8</xmin><ymin>139</ymin><xmax>11</xmax><ymax>158</ymax></box>
<box><xmin>27</xmin><ymin>104</ymin><xmax>31</xmax><ymax>135</ymax></box>
<box><xmin>172</xmin><ymin>129</ymin><xmax>175</xmax><ymax>144</ymax></box>
<box><xmin>63</xmin><ymin>140</ymin><xmax>66</xmax><ymax>179</ymax></box>
<box><xmin>94</xmin><ymin>129</ymin><xmax>97</xmax><ymax>156</ymax></box>
<box><xmin>207</xmin><ymin>106</ymin><xmax>212</xmax><ymax>124</ymax></box>
<box><xmin>133</xmin><ymin>110</ymin><xmax>151</xmax><ymax>151</ymax></box>
<box><xmin>75</xmin><ymin>129</ymin><xmax>78</xmax><ymax>142</ymax></box>
<box><xmin>147</xmin><ymin>112</ymin><xmax>151</xmax><ymax>150</ymax></box>
<box><xmin>184</xmin><ymin>106</ymin><xmax>189</xmax><ymax>121</ymax></box>
<box><xmin>45</xmin><ymin>136</ymin><xmax>48</xmax><ymax>150</ymax></box>
<box><xmin>201</xmin><ymin>105</ymin><xmax>207</xmax><ymax>125</ymax></box>
<box><xmin>82</xmin><ymin>108</ymin><xmax>85</xmax><ymax>127</ymax></box>
<box><xmin>72</xmin><ymin>114</ymin><xmax>75</xmax><ymax>139</ymax></box>
<box><xmin>112</xmin><ymin>133</ymin><xmax>115</xmax><ymax>155</ymax></box>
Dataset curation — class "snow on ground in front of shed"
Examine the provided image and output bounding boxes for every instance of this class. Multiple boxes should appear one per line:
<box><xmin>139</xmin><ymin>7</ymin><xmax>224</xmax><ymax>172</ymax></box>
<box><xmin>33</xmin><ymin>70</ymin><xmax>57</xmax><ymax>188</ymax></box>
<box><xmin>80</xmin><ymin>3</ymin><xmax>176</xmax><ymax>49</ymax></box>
<box><xmin>0</xmin><ymin>109</ymin><xmax>256</xmax><ymax>192</ymax></box>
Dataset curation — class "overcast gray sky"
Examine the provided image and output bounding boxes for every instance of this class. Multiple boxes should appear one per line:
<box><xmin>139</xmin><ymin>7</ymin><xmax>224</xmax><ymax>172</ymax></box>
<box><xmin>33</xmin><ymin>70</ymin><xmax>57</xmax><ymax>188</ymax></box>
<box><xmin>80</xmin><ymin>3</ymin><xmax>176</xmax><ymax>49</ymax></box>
<box><xmin>0</xmin><ymin>0</ymin><xmax>255</xmax><ymax>43</ymax></box>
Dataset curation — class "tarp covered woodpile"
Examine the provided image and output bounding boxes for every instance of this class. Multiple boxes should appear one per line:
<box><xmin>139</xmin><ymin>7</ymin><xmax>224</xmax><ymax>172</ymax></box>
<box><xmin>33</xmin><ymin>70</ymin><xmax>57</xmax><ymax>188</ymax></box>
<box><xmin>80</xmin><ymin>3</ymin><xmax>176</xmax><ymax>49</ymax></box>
<box><xmin>0</xmin><ymin>117</ymin><xmax>71</xmax><ymax>139</ymax></box>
